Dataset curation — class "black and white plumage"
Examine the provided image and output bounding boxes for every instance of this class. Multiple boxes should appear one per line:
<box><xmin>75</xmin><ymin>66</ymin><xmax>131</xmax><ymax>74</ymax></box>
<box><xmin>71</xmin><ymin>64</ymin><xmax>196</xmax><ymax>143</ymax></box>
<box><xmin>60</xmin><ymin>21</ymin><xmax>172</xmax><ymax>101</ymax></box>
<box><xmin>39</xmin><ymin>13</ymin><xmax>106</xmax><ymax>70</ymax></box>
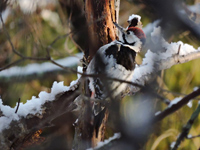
<box><xmin>87</xmin><ymin>18</ymin><xmax>146</xmax><ymax>115</ymax></box>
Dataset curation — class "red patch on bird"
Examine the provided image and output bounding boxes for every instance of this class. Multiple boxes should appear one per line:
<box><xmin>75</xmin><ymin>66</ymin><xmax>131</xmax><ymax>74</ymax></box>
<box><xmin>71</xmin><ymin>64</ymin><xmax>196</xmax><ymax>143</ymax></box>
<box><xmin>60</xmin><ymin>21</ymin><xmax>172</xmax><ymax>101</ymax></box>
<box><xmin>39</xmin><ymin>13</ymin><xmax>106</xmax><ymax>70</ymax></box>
<box><xmin>127</xmin><ymin>27</ymin><xmax>146</xmax><ymax>40</ymax></box>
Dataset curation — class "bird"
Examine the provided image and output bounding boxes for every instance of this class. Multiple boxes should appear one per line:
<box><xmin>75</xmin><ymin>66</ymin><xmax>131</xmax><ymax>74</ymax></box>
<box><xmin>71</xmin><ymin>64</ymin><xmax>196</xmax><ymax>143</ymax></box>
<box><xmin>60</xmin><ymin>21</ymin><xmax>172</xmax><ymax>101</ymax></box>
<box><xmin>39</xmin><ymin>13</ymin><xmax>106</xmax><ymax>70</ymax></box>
<box><xmin>87</xmin><ymin>16</ymin><xmax>146</xmax><ymax>116</ymax></box>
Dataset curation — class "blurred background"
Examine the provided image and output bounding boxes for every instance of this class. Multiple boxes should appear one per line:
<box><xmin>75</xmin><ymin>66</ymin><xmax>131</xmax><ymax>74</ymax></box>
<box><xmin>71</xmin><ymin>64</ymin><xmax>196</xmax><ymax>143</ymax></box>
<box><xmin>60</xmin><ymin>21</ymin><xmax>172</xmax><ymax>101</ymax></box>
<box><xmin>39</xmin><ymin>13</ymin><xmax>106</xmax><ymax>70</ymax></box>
<box><xmin>0</xmin><ymin>0</ymin><xmax>200</xmax><ymax>149</ymax></box>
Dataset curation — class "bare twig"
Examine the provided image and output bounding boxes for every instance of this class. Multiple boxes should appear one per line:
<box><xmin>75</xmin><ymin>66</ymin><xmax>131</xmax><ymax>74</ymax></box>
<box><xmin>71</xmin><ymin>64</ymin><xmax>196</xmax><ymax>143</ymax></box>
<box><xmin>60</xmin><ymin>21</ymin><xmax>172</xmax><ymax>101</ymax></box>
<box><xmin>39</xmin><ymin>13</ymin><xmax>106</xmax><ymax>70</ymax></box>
<box><xmin>0</xmin><ymin>59</ymin><xmax>25</xmax><ymax>71</ymax></box>
<box><xmin>154</xmin><ymin>88</ymin><xmax>200</xmax><ymax>123</ymax></box>
<box><xmin>0</xmin><ymin>13</ymin><xmax>24</xmax><ymax>58</ymax></box>
<box><xmin>159</xmin><ymin>88</ymin><xmax>200</xmax><ymax>100</ymax></box>
<box><xmin>186</xmin><ymin>134</ymin><xmax>200</xmax><ymax>139</ymax></box>
<box><xmin>177</xmin><ymin>44</ymin><xmax>181</xmax><ymax>55</ymax></box>
<box><xmin>15</xmin><ymin>98</ymin><xmax>21</xmax><ymax>114</ymax></box>
<box><xmin>49</xmin><ymin>58</ymin><xmax>78</xmax><ymax>73</ymax></box>
<box><xmin>171</xmin><ymin>102</ymin><xmax>200</xmax><ymax>150</ymax></box>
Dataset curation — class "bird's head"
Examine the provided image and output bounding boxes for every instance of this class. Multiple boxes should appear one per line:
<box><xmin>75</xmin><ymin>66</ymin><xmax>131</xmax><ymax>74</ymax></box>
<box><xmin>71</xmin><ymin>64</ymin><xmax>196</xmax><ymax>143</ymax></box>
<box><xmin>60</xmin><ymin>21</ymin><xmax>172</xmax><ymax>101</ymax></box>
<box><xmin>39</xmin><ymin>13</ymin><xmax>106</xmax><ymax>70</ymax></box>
<box><xmin>113</xmin><ymin>22</ymin><xmax>146</xmax><ymax>52</ymax></box>
<box><xmin>126</xmin><ymin>26</ymin><xmax>146</xmax><ymax>45</ymax></box>
<box><xmin>127</xmin><ymin>14</ymin><xmax>143</xmax><ymax>28</ymax></box>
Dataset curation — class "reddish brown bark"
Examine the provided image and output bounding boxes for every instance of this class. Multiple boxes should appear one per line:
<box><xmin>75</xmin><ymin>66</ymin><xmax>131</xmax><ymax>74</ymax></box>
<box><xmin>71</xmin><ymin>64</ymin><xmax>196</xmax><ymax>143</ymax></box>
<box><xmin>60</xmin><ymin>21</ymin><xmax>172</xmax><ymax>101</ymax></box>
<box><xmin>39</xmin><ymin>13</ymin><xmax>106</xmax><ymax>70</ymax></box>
<box><xmin>85</xmin><ymin>0</ymin><xmax>117</xmax><ymax>61</ymax></box>
<box><xmin>72</xmin><ymin>1</ymin><xmax>118</xmax><ymax>149</ymax></box>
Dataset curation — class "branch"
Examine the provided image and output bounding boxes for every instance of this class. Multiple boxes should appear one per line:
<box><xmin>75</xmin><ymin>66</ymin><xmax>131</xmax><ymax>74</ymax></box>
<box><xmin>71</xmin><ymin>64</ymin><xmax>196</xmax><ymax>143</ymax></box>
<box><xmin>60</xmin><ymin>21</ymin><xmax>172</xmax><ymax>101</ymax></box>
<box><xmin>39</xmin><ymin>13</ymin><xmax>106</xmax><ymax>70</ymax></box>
<box><xmin>0</xmin><ymin>74</ymin><xmax>81</xmax><ymax>149</ymax></box>
<box><xmin>153</xmin><ymin>88</ymin><xmax>200</xmax><ymax>123</ymax></box>
<box><xmin>0</xmin><ymin>54</ymin><xmax>83</xmax><ymax>81</ymax></box>
<box><xmin>131</xmin><ymin>27</ymin><xmax>200</xmax><ymax>93</ymax></box>
<box><xmin>87</xmin><ymin>133</ymin><xmax>121</xmax><ymax>150</ymax></box>
<box><xmin>132</xmin><ymin>49</ymin><xmax>200</xmax><ymax>92</ymax></box>
<box><xmin>171</xmin><ymin>102</ymin><xmax>200</xmax><ymax>150</ymax></box>
<box><xmin>0</xmin><ymin>13</ymin><xmax>50</xmax><ymax>61</ymax></box>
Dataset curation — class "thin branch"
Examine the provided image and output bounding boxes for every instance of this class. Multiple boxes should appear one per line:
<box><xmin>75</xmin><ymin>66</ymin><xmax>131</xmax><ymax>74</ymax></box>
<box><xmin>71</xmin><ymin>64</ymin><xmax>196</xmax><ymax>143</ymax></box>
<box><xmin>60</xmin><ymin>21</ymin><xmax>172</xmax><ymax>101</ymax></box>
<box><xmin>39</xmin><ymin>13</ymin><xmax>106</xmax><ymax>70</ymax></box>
<box><xmin>15</xmin><ymin>98</ymin><xmax>21</xmax><ymax>114</ymax></box>
<box><xmin>0</xmin><ymin>12</ymin><xmax>24</xmax><ymax>58</ymax></box>
<box><xmin>47</xmin><ymin>32</ymin><xmax>72</xmax><ymax>48</ymax></box>
<box><xmin>0</xmin><ymin>59</ymin><xmax>25</xmax><ymax>71</ymax></box>
<box><xmin>159</xmin><ymin>88</ymin><xmax>200</xmax><ymax>100</ymax></box>
<box><xmin>186</xmin><ymin>134</ymin><xmax>200</xmax><ymax>139</ymax></box>
<box><xmin>171</xmin><ymin>102</ymin><xmax>200</xmax><ymax>150</ymax></box>
<box><xmin>70</xmin><ymin>34</ymin><xmax>85</xmax><ymax>53</ymax></box>
<box><xmin>49</xmin><ymin>58</ymin><xmax>78</xmax><ymax>74</ymax></box>
<box><xmin>153</xmin><ymin>88</ymin><xmax>200</xmax><ymax>123</ymax></box>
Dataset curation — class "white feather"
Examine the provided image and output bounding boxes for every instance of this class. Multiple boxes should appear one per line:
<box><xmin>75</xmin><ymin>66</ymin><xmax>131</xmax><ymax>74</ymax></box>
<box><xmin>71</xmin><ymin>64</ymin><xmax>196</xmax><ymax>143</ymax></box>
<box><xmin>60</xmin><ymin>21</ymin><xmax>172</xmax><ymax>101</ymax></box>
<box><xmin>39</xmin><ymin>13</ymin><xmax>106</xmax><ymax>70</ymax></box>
<box><xmin>87</xmin><ymin>41</ymin><xmax>134</xmax><ymax>98</ymax></box>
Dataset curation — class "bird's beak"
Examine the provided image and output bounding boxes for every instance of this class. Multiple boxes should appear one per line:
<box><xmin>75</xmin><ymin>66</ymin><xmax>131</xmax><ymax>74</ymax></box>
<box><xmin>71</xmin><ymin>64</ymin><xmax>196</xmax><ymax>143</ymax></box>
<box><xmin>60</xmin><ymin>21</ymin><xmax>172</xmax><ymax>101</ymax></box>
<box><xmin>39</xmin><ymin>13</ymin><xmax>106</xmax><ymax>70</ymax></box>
<box><xmin>113</xmin><ymin>22</ymin><xmax>126</xmax><ymax>34</ymax></box>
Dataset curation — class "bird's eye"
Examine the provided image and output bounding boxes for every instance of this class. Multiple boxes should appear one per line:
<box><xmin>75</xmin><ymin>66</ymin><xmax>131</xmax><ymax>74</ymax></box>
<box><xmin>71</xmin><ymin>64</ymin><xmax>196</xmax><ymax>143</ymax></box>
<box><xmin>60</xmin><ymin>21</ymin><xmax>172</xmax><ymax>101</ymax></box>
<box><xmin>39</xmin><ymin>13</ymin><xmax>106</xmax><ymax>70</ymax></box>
<box><xmin>127</xmin><ymin>31</ymin><xmax>130</xmax><ymax>35</ymax></box>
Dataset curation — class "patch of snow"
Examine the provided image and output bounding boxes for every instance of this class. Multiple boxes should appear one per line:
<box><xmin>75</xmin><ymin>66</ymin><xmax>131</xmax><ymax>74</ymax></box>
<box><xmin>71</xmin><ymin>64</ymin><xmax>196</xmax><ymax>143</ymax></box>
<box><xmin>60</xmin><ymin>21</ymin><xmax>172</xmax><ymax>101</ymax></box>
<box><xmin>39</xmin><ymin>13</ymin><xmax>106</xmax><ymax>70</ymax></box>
<box><xmin>188</xmin><ymin>4</ymin><xmax>200</xmax><ymax>14</ymax></box>
<box><xmin>155</xmin><ymin>111</ymin><xmax>161</xmax><ymax>116</ymax></box>
<box><xmin>0</xmin><ymin>53</ymin><xmax>83</xmax><ymax>78</ymax></box>
<box><xmin>87</xmin><ymin>133</ymin><xmax>121</xmax><ymax>150</ymax></box>
<box><xmin>151</xmin><ymin>26</ymin><xmax>162</xmax><ymax>44</ymax></box>
<box><xmin>0</xmin><ymin>100</ymin><xmax>18</xmax><ymax>120</ymax></box>
<box><xmin>178</xmin><ymin>42</ymin><xmax>197</xmax><ymax>55</ymax></box>
<box><xmin>170</xmin><ymin>141</ymin><xmax>176</xmax><ymax>148</ymax></box>
<box><xmin>128</xmin><ymin>14</ymin><xmax>141</xmax><ymax>22</ymax></box>
<box><xmin>70</xmin><ymin>66</ymin><xmax>82</xmax><ymax>87</ymax></box>
<box><xmin>77</xmin><ymin>66</ymin><xmax>82</xmax><ymax>79</ymax></box>
<box><xmin>0</xmin><ymin>99</ymin><xmax>19</xmax><ymax>131</ymax></box>
<box><xmin>0</xmin><ymin>116</ymin><xmax>13</xmax><ymax>131</ymax></box>
<box><xmin>168</xmin><ymin>97</ymin><xmax>182</xmax><ymax>108</ymax></box>
<box><xmin>132</xmin><ymin>26</ymin><xmax>200</xmax><ymax>84</ymax></box>
<box><xmin>187</xmin><ymin>100</ymin><xmax>193</xmax><ymax>108</ymax></box>
<box><xmin>193</xmin><ymin>87</ymin><xmax>199</xmax><ymax>91</ymax></box>
<box><xmin>0</xmin><ymin>8</ymin><xmax>11</xmax><ymax>28</ymax></box>
<box><xmin>151</xmin><ymin>27</ymin><xmax>198</xmax><ymax>57</ymax></box>
<box><xmin>143</xmin><ymin>20</ymin><xmax>160</xmax><ymax>36</ymax></box>
<box><xmin>187</xmin><ymin>134</ymin><xmax>192</xmax><ymax>138</ymax></box>
<box><xmin>0</xmin><ymin>66</ymin><xmax>82</xmax><ymax>132</ymax></box>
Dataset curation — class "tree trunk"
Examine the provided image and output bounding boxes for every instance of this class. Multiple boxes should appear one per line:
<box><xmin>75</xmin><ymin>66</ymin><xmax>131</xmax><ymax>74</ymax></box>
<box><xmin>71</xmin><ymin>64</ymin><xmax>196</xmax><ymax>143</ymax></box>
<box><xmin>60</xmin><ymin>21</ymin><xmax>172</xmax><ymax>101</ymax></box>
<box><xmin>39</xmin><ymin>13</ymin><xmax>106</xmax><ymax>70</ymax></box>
<box><xmin>85</xmin><ymin>0</ymin><xmax>118</xmax><ymax>61</ymax></box>
<box><xmin>73</xmin><ymin>0</ymin><xmax>119</xmax><ymax>149</ymax></box>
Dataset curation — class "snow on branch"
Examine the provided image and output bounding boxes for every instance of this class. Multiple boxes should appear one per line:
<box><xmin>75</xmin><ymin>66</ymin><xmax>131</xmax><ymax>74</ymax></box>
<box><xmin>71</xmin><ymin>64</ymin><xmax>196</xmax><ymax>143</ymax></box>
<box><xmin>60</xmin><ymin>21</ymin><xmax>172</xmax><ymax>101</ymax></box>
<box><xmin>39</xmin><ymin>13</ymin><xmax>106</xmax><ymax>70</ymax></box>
<box><xmin>0</xmin><ymin>66</ymin><xmax>82</xmax><ymax>131</ymax></box>
<box><xmin>87</xmin><ymin>133</ymin><xmax>121</xmax><ymax>150</ymax></box>
<box><xmin>154</xmin><ymin>87</ymin><xmax>200</xmax><ymax>123</ymax></box>
<box><xmin>0</xmin><ymin>66</ymin><xmax>82</xmax><ymax>149</ymax></box>
<box><xmin>131</xmin><ymin>26</ymin><xmax>200</xmax><ymax>92</ymax></box>
<box><xmin>171</xmin><ymin>101</ymin><xmax>200</xmax><ymax>150</ymax></box>
<box><xmin>0</xmin><ymin>53</ymin><xmax>83</xmax><ymax>80</ymax></box>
